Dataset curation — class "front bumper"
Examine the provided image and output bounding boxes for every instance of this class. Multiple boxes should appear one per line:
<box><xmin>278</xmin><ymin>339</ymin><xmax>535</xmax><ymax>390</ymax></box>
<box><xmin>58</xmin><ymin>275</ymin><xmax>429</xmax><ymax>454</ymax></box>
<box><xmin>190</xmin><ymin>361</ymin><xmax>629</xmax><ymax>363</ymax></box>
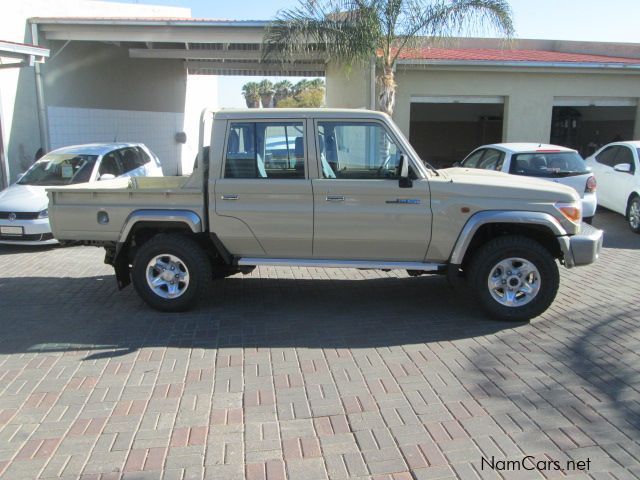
<box><xmin>0</xmin><ymin>217</ymin><xmax>58</xmax><ymax>245</ymax></box>
<box><xmin>558</xmin><ymin>222</ymin><xmax>603</xmax><ymax>268</ymax></box>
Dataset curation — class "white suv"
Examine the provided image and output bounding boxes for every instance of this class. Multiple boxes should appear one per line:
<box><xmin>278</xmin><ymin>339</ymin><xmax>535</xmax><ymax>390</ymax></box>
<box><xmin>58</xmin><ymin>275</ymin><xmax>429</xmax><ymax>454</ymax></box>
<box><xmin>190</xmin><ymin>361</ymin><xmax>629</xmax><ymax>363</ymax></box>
<box><xmin>585</xmin><ymin>141</ymin><xmax>640</xmax><ymax>233</ymax></box>
<box><xmin>459</xmin><ymin>143</ymin><xmax>597</xmax><ymax>223</ymax></box>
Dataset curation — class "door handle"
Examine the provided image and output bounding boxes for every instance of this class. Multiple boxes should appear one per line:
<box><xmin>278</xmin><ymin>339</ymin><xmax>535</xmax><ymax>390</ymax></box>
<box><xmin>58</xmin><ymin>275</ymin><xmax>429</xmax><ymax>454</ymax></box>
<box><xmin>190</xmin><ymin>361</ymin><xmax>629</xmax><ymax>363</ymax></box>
<box><xmin>326</xmin><ymin>195</ymin><xmax>345</xmax><ymax>202</ymax></box>
<box><xmin>221</xmin><ymin>194</ymin><xmax>239</xmax><ymax>200</ymax></box>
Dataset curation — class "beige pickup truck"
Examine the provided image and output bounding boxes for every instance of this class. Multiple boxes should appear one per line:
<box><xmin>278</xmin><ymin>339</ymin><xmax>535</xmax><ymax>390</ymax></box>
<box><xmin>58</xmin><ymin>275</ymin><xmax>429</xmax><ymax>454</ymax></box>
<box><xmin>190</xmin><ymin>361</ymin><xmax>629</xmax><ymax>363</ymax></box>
<box><xmin>48</xmin><ymin>108</ymin><xmax>603</xmax><ymax>321</ymax></box>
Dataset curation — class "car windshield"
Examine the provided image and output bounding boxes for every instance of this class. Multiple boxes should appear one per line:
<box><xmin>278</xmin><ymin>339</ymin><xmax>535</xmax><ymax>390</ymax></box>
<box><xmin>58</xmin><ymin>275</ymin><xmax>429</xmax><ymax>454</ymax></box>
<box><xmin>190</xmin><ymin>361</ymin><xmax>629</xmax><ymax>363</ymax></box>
<box><xmin>509</xmin><ymin>151</ymin><xmax>589</xmax><ymax>178</ymax></box>
<box><xmin>18</xmin><ymin>154</ymin><xmax>98</xmax><ymax>186</ymax></box>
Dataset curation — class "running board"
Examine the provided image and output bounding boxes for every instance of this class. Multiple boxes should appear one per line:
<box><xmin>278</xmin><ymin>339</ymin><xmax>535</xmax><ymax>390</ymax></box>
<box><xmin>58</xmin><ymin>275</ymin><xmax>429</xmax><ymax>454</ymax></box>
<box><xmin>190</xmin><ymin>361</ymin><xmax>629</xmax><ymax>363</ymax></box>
<box><xmin>236</xmin><ymin>258</ymin><xmax>446</xmax><ymax>272</ymax></box>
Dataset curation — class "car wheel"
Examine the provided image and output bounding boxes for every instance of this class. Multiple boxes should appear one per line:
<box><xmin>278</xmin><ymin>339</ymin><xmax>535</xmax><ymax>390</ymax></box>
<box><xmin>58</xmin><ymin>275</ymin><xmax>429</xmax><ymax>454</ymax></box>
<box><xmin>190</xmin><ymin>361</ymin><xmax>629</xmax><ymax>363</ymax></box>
<box><xmin>468</xmin><ymin>235</ymin><xmax>559</xmax><ymax>322</ymax></box>
<box><xmin>627</xmin><ymin>196</ymin><xmax>640</xmax><ymax>234</ymax></box>
<box><xmin>132</xmin><ymin>234</ymin><xmax>211</xmax><ymax>312</ymax></box>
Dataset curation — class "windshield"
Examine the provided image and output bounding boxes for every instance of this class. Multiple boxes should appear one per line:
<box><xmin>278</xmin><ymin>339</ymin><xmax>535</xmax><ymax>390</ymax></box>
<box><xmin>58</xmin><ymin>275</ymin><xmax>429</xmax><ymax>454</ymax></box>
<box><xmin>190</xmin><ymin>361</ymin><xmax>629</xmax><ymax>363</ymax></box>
<box><xmin>509</xmin><ymin>151</ymin><xmax>589</xmax><ymax>178</ymax></box>
<box><xmin>18</xmin><ymin>154</ymin><xmax>98</xmax><ymax>186</ymax></box>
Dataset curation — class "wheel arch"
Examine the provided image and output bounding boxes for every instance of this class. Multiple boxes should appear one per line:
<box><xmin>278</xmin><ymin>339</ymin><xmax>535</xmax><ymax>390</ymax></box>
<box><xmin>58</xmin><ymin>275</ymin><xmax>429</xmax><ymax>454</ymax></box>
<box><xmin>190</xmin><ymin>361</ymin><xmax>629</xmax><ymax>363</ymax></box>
<box><xmin>449</xmin><ymin>211</ymin><xmax>567</xmax><ymax>271</ymax></box>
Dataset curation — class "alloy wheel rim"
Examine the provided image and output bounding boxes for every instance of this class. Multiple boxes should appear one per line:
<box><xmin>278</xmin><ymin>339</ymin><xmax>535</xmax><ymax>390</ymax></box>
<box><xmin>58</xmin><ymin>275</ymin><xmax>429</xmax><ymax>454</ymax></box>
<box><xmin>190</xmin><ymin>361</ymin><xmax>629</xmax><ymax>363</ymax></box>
<box><xmin>146</xmin><ymin>254</ymin><xmax>190</xmax><ymax>299</ymax></box>
<box><xmin>487</xmin><ymin>257</ymin><xmax>541</xmax><ymax>307</ymax></box>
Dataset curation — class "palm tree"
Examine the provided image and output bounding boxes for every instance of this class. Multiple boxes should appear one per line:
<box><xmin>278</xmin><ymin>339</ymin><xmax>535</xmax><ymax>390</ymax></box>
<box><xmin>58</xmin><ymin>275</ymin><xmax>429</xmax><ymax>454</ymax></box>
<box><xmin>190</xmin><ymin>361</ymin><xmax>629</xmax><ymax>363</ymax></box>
<box><xmin>273</xmin><ymin>79</ymin><xmax>294</xmax><ymax>106</ymax></box>
<box><xmin>258</xmin><ymin>79</ymin><xmax>275</xmax><ymax>108</ymax></box>
<box><xmin>242</xmin><ymin>81</ymin><xmax>261</xmax><ymax>108</ymax></box>
<box><xmin>293</xmin><ymin>79</ymin><xmax>312</xmax><ymax>96</ymax></box>
<box><xmin>308</xmin><ymin>78</ymin><xmax>325</xmax><ymax>91</ymax></box>
<box><xmin>263</xmin><ymin>0</ymin><xmax>514</xmax><ymax>115</ymax></box>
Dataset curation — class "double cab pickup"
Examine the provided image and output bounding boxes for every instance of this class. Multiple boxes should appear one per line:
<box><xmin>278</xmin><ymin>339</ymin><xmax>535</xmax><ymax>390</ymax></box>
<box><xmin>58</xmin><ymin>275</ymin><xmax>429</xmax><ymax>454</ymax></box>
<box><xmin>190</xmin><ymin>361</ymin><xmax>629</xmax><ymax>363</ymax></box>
<box><xmin>47</xmin><ymin>109</ymin><xmax>603</xmax><ymax>321</ymax></box>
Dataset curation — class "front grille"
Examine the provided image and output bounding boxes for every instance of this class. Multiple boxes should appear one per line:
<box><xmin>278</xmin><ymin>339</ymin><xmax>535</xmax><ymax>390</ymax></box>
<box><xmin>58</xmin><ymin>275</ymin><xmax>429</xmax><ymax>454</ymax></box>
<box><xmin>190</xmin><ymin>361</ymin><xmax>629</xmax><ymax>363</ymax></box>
<box><xmin>0</xmin><ymin>211</ymin><xmax>40</xmax><ymax>220</ymax></box>
<box><xmin>0</xmin><ymin>233</ymin><xmax>54</xmax><ymax>242</ymax></box>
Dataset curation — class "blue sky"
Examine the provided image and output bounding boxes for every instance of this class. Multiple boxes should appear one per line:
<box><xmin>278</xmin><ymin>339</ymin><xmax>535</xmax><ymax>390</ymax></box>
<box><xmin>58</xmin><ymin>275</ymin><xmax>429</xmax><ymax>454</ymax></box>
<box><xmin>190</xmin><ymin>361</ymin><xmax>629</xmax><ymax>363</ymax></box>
<box><xmin>110</xmin><ymin>0</ymin><xmax>640</xmax><ymax>107</ymax></box>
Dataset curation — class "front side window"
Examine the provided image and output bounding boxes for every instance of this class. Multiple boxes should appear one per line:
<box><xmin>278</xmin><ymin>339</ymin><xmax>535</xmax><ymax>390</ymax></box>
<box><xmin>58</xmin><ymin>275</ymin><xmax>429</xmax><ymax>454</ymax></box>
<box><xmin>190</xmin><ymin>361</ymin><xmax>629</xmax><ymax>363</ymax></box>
<box><xmin>477</xmin><ymin>149</ymin><xmax>504</xmax><ymax>171</ymax></box>
<box><xmin>224</xmin><ymin>122</ymin><xmax>305</xmax><ymax>179</ymax></box>
<box><xmin>615</xmin><ymin>147</ymin><xmax>635</xmax><ymax>173</ymax></box>
<box><xmin>460</xmin><ymin>150</ymin><xmax>485</xmax><ymax>168</ymax></box>
<box><xmin>317</xmin><ymin>122</ymin><xmax>403</xmax><ymax>179</ymax></box>
<box><xmin>595</xmin><ymin>146</ymin><xmax>619</xmax><ymax>167</ymax></box>
<box><xmin>18</xmin><ymin>154</ymin><xmax>98</xmax><ymax>186</ymax></box>
<box><xmin>509</xmin><ymin>151</ymin><xmax>588</xmax><ymax>178</ymax></box>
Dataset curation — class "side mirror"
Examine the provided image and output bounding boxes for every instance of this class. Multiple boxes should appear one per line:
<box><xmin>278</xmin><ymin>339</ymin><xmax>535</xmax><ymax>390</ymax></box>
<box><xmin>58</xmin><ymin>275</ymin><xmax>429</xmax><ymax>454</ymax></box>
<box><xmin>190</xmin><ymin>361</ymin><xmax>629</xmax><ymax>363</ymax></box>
<box><xmin>99</xmin><ymin>173</ymin><xmax>116</xmax><ymax>181</ymax></box>
<box><xmin>398</xmin><ymin>155</ymin><xmax>413</xmax><ymax>188</ymax></box>
<box><xmin>613</xmin><ymin>163</ymin><xmax>632</xmax><ymax>173</ymax></box>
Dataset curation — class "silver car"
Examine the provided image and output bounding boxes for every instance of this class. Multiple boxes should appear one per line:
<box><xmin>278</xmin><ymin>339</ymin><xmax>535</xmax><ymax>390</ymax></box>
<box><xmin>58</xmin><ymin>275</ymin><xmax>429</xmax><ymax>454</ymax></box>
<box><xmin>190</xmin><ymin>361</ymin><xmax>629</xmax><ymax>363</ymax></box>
<box><xmin>459</xmin><ymin>143</ymin><xmax>598</xmax><ymax>223</ymax></box>
<box><xmin>0</xmin><ymin>143</ymin><xmax>163</xmax><ymax>245</ymax></box>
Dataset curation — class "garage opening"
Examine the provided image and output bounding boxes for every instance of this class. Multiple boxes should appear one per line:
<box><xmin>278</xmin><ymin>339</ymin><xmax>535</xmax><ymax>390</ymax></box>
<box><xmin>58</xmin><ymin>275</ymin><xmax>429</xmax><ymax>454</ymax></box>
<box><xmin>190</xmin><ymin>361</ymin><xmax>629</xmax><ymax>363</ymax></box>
<box><xmin>409</xmin><ymin>96</ymin><xmax>504</xmax><ymax>168</ymax></box>
<box><xmin>551</xmin><ymin>97</ymin><xmax>637</xmax><ymax>158</ymax></box>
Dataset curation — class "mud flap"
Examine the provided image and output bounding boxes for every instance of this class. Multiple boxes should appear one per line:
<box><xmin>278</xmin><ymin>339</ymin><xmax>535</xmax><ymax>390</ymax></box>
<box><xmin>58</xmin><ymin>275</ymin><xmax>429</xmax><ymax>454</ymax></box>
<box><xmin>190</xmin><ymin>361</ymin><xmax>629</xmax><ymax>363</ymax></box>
<box><xmin>105</xmin><ymin>244</ymin><xmax>131</xmax><ymax>290</ymax></box>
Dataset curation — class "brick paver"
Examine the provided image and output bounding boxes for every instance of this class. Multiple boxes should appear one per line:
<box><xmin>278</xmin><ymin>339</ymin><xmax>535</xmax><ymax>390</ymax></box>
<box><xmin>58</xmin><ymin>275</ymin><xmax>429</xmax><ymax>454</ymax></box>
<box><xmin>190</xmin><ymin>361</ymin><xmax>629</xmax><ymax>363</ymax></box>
<box><xmin>0</xmin><ymin>209</ymin><xmax>638</xmax><ymax>479</ymax></box>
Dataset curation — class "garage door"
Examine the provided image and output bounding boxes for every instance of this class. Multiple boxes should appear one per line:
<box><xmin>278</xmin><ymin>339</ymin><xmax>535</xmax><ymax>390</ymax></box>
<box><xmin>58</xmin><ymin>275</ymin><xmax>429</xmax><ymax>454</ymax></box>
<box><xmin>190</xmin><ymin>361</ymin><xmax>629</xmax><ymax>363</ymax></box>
<box><xmin>551</xmin><ymin>97</ymin><xmax>637</xmax><ymax>156</ymax></box>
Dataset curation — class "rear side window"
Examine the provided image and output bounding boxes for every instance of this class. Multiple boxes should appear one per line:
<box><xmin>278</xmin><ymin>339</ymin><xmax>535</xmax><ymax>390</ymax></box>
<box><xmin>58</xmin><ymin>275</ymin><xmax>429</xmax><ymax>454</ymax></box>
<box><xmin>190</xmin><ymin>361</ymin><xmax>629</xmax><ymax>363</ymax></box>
<box><xmin>99</xmin><ymin>152</ymin><xmax>123</xmax><ymax>178</ymax></box>
<box><xmin>595</xmin><ymin>146</ymin><xmax>619</xmax><ymax>167</ymax></box>
<box><xmin>509</xmin><ymin>151</ymin><xmax>588</xmax><ymax>178</ymax></box>
<box><xmin>224</xmin><ymin>122</ymin><xmax>305</xmax><ymax>179</ymax></box>
<box><xmin>118</xmin><ymin>147</ymin><xmax>147</xmax><ymax>173</ymax></box>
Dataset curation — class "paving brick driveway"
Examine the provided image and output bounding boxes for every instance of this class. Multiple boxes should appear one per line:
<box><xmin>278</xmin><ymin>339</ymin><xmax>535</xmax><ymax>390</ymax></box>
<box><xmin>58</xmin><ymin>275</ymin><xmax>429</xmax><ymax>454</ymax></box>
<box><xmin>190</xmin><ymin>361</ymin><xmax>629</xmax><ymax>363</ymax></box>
<box><xmin>0</xmin><ymin>209</ymin><xmax>638</xmax><ymax>480</ymax></box>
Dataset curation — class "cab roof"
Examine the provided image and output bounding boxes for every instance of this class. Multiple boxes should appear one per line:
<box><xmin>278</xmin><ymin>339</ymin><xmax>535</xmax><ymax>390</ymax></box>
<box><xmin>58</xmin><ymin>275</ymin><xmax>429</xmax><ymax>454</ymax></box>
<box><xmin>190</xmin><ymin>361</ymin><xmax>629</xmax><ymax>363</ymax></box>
<box><xmin>212</xmin><ymin>108</ymin><xmax>389</xmax><ymax>121</ymax></box>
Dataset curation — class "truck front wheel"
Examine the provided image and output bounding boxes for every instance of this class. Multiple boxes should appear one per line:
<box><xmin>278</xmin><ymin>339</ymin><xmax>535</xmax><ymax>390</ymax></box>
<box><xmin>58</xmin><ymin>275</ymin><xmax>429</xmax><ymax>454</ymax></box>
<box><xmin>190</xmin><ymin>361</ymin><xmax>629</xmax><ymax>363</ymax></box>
<box><xmin>132</xmin><ymin>234</ymin><xmax>211</xmax><ymax>312</ymax></box>
<box><xmin>468</xmin><ymin>235</ymin><xmax>559</xmax><ymax>322</ymax></box>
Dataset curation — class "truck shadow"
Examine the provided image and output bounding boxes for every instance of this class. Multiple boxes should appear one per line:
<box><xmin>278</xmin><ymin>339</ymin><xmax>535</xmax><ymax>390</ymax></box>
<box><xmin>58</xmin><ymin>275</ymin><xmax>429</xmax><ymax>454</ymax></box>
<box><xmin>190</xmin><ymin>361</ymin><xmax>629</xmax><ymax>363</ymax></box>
<box><xmin>0</xmin><ymin>273</ymin><xmax>520</xmax><ymax>356</ymax></box>
<box><xmin>593</xmin><ymin>208</ymin><xmax>640</xmax><ymax>250</ymax></box>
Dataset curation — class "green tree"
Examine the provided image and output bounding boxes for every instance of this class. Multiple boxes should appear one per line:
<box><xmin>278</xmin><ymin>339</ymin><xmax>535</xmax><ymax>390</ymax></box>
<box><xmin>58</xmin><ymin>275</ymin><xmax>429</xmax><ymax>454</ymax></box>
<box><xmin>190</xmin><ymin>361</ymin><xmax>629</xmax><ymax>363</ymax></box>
<box><xmin>242</xmin><ymin>81</ymin><xmax>261</xmax><ymax>108</ymax></box>
<box><xmin>263</xmin><ymin>0</ymin><xmax>514</xmax><ymax>115</ymax></box>
<box><xmin>258</xmin><ymin>79</ymin><xmax>275</xmax><ymax>108</ymax></box>
<box><xmin>273</xmin><ymin>79</ymin><xmax>294</xmax><ymax>106</ymax></box>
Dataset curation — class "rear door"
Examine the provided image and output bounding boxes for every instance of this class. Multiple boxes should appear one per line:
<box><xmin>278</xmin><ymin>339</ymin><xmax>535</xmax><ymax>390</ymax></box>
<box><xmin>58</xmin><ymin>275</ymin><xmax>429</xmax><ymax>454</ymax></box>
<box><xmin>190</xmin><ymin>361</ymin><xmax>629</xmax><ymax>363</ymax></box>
<box><xmin>311</xmin><ymin>119</ymin><xmax>431</xmax><ymax>261</ymax></box>
<box><xmin>213</xmin><ymin>120</ymin><xmax>313</xmax><ymax>257</ymax></box>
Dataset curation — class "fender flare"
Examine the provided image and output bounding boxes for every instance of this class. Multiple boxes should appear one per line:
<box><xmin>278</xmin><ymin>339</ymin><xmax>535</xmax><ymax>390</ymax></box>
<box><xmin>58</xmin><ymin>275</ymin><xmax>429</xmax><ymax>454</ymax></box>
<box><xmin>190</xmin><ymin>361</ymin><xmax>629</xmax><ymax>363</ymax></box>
<box><xmin>111</xmin><ymin>210</ymin><xmax>203</xmax><ymax>290</ymax></box>
<box><xmin>448</xmin><ymin>210</ymin><xmax>568</xmax><ymax>266</ymax></box>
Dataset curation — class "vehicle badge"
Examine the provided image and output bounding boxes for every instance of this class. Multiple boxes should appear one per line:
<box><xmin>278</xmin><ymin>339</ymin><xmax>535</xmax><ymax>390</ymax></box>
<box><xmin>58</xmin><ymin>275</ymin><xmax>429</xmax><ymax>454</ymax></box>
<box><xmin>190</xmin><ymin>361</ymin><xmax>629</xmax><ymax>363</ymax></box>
<box><xmin>8</xmin><ymin>212</ymin><xmax>16</xmax><ymax>221</ymax></box>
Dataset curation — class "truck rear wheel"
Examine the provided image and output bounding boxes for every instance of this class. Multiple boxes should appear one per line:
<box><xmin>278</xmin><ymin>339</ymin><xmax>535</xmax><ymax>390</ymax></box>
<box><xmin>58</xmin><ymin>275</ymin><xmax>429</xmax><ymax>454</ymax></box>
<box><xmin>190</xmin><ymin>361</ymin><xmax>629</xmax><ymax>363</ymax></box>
<box><xmin>132</xmin><ymin>234</ymin><xmax>211</xmax><ymax>312</ymax></box>
<box><xmin>468</xmin><ymin>235</ymin><xmax>559</xmax><ymax>322</ymax></box>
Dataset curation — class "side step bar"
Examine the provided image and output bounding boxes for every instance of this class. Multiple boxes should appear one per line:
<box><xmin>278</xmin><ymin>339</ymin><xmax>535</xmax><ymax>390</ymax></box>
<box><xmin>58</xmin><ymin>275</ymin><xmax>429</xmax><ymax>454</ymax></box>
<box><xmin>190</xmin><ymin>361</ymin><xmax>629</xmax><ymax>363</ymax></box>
<box><xmin>237</xmin><ymin>258</ymin><xmax>446</xmax><ymax>272</ymax></box>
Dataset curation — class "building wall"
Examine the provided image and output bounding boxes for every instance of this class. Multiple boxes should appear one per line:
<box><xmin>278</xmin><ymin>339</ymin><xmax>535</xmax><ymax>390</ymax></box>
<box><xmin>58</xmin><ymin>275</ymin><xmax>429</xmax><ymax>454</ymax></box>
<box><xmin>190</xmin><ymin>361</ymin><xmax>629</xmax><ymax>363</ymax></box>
<box><xmin>393</xmin><ymin>68</ymin><xmax>640</xmax><ymax>143</ymax></box>
<box><xmin>325</xmin><ymin>62</ymin><xmax>372</xmax><ymax>110</ymax></box>
<box><xmin>41</xmin><ymin>41</ymin><xmax>188</xmax><ymax>174</ymax></box>
<box><xmin>0</xmin><ymin>0</ymin><xmax>190</xmax><ymax>184</ymax></box>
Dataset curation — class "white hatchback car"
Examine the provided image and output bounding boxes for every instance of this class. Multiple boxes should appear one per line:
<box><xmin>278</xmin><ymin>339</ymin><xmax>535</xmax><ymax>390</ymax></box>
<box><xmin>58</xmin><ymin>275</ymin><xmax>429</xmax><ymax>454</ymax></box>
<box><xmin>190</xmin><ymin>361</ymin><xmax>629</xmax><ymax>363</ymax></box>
<box><xmin>459</xmin><ymin>143</ymin><xmax>597</xmax><ymax>222</ymax></box>
<box><xmin>585</xmin><ymin>141</ymin><xmax>640</xmax><ymax>233</ymax></box>
<box><xmin>0</xmin><ymin>143</ymin><xmax>163</xmax><ymax>245</ymax></box>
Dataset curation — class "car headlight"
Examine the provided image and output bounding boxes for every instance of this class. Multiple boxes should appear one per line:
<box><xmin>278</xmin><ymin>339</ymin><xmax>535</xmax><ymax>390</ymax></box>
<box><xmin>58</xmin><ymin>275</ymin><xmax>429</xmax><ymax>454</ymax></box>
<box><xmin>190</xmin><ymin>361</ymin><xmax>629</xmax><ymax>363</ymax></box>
<box><xmin>554</xmin><ymin>202</ymin><xmax>581</xmax><ymax>224</ymax></box>
<box><xmin>38</xmin><ymin>209</ymin><xmax>48</xmax><ymax>219</ymax></box>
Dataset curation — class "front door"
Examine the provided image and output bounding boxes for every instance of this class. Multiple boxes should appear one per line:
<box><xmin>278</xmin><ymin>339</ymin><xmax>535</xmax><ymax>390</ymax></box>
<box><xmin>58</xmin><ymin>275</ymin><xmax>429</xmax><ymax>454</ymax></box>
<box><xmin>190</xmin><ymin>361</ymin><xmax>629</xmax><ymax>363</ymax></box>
<box><xmin>312</xmin><ymin>120</ymin><xmax>431</xmax><ymax>261</ymax></box>
<box><xmin>213</xmin><ymin>120</ymin><xmax>313</xmax><ymax>257</ymax></box>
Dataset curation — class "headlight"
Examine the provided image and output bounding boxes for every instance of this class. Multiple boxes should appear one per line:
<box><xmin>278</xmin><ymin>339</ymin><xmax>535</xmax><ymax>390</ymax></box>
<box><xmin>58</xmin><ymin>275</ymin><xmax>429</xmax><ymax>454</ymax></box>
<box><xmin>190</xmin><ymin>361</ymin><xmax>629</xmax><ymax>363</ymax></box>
<box><xmin>38</xmin><ymin>209</ymin><xmax>48</xmax><ymax>219</ymax></box>
<box><xmin>554</xmin><ymin>202</ymin><xmax>581</xmax><ymax>224</ymax></box>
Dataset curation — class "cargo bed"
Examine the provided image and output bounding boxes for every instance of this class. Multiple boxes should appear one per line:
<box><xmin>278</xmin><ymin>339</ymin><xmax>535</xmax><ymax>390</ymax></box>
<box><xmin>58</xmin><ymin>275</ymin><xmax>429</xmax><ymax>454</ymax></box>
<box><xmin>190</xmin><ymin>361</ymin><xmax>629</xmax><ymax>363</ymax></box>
<box><xmin>47</xmin><ymin>176</ymin><xmax>204</xmax><ymax>242</ymax></box>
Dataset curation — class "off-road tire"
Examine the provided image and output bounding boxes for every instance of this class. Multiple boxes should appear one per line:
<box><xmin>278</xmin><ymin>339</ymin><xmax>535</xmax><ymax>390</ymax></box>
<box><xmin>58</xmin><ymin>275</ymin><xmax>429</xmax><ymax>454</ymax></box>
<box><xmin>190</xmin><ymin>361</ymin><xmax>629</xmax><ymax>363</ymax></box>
<box><xmin>468</xmin><ymin>235</ymin><xmax>559</xmax><ymax>322</ymax></box>
<box><xmin>132</xmin><ymin>234</ymin><xmax>211</xmax><ymax>312</ymax></box>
